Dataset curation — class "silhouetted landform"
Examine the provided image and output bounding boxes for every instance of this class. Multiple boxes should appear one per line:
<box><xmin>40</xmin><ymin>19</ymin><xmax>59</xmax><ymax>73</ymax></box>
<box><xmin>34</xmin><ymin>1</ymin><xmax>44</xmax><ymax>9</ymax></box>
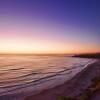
<box><xmin>73</xmin><ymin>53</ymin><xmax>100</xmax><ymax>59</ymax></box>
<box><xmin>24</xmin><ymin>60</ymin><xmax>100</xmax><ymax>100</ymax></box>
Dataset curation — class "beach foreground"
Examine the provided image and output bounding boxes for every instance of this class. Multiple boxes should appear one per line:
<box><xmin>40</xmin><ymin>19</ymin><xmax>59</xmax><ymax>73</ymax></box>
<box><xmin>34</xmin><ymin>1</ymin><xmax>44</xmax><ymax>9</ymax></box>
<box><xmin>24</xmin><ymin>60</ymin><xmax>100</xmax><ymax>100</ymax></box>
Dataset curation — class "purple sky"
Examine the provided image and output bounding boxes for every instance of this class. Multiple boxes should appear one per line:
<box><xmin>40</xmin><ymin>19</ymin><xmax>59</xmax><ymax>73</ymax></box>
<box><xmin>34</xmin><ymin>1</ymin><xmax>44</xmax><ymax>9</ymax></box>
<box><xmin>0</xmin><ymin>0</ymin><xmax>100</xmax><ymax>54</ymax></box>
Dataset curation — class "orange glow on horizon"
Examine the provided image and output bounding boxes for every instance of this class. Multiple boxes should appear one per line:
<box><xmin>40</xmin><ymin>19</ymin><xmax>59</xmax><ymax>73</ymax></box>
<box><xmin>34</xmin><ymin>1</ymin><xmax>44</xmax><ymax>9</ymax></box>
<box><xmin>0</xmin><ymin>37</ymin><xmax>99</xmax><ymax>54</ymax></box>
<box><xmin>0</xmin><ymin>37</ymin><xmax>68</xmax><ymax>54</ymax></box>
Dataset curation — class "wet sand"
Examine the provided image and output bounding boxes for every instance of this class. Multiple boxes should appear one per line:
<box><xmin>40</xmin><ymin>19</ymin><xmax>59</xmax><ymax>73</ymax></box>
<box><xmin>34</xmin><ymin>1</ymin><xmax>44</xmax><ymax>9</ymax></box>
<box><xmin>24</xmin><ymin>60</ymin><xmax>100</xmax><ymax>100</ymax></box>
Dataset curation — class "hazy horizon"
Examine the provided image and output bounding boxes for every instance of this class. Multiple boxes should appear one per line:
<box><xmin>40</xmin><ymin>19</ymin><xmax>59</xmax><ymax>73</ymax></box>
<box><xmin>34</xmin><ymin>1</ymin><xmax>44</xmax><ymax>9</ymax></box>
<box><xmin>0</xmin><ymin>52</ymin><xmax>99</xmax><ymax>55</ymax></box>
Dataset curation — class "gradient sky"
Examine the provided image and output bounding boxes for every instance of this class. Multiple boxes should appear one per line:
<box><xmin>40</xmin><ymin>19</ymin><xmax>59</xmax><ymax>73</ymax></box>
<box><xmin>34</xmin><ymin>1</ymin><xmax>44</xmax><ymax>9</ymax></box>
<box><xmin>0</xmin><ymin>0</ymin><xmax>100</xmax><ymax>54</ymax></box>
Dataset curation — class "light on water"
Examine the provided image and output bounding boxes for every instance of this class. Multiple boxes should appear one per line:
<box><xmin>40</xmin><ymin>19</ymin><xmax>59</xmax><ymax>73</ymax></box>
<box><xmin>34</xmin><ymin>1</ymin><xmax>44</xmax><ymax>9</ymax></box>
<box><xmin>0</xmin><ymin>55</ymin><xmax>93</xmax><ymax>99</ymax></box>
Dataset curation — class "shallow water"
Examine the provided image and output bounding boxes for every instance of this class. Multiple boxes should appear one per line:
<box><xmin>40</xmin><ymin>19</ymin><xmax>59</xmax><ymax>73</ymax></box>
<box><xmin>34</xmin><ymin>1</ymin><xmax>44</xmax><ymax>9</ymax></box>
<box><xmin>0</xmin><ymin>55</ymin><xmax>93</xmax><ymax>99</ymax></box>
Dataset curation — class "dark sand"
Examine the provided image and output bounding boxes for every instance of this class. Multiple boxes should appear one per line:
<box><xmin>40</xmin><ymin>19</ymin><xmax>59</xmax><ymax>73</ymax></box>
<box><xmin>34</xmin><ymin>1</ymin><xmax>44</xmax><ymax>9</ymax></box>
<box><xmin>91</xmin><ymin>90</ymin><xmax>100</xmax><ymax>100</ymax></box>
<box><xmin>24</xmin><ymin>60</ymin><xmax>100</xmax><ymax>100</ymax></box>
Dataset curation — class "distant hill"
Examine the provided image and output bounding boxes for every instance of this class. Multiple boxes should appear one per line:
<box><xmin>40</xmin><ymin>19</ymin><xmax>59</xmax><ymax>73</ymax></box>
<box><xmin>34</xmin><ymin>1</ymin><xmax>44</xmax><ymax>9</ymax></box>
<box><xmin>73</xmin><ymin>53</ymin><xmax>100</xmax><ymax>58</ymax></box>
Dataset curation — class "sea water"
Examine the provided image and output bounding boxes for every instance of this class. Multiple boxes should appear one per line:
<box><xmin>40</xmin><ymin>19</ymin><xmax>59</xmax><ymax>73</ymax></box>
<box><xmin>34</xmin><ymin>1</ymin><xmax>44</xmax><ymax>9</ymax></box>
<box><xmin>0</xmin><ymin>55</ymin><xmax>94</xmax><ymax>100</ymax></box>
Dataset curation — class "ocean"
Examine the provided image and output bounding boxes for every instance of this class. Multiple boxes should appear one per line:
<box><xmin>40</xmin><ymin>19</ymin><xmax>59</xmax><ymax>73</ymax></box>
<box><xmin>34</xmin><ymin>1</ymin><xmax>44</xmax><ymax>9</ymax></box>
<box><xmin>0</xmin><ymin>55</ymin><xmax>94</xmax><ymax>100</ymax></box>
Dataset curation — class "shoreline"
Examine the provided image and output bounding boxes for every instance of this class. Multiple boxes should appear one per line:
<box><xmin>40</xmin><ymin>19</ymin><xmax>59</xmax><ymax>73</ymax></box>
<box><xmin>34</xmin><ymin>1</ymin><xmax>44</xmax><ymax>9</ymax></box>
<box><xmin>24</xmin><ymin>60</ymin><xmax>100</xmax><ymax>100</ymax></box>
<box><xmin>0</xmin><ymin>57</ymin><xmax>94</xmax><ymax>100</ymax></box>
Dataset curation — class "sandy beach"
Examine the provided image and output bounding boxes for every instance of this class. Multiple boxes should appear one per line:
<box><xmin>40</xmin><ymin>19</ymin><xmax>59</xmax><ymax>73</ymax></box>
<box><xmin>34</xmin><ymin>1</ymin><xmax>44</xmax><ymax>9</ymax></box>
<box><xmin>24</xmin><ymin>60</ymin><xmax>100</xmax><ymax>100</ymax></box>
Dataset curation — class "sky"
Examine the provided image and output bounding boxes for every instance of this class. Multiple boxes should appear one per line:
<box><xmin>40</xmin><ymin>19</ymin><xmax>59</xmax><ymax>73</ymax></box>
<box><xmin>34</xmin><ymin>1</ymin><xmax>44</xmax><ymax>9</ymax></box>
<box><xmin>0</xmin><ymin>0</ymin><xmax>100</xmax><ymax>54</ymax></box>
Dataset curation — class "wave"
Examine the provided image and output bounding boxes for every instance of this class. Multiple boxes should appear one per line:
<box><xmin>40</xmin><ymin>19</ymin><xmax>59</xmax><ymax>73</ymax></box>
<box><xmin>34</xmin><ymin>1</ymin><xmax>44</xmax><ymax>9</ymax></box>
<box><xmin>0</xmin><ymin>55</ymin><xmax>93</xmax><ymax>97</ymax></box>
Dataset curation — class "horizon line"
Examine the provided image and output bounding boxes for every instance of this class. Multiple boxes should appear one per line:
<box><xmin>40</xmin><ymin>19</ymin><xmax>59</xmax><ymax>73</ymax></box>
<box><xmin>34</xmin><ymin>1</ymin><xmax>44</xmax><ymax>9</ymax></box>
<box><xmin>0</xmin><ymin>52</ymin><xmax>99</xmax><ymax>55</ymax></box>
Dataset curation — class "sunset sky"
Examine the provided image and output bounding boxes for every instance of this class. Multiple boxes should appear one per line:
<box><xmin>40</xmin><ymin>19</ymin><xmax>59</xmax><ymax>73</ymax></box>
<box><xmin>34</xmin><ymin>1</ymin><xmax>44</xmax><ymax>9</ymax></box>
<box><xmin>0</xmin><ymin>0</ymin><xmax>100</xmax><ymax>54</ymax></box>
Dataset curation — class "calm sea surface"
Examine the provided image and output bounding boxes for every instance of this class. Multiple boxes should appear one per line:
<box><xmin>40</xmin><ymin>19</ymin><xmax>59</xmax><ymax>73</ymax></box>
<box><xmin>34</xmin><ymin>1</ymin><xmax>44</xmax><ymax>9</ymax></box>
<box><xmin>0</xmin><ymin>55</ymin><xmax>93</xmax><ymax>99</ymax></box>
